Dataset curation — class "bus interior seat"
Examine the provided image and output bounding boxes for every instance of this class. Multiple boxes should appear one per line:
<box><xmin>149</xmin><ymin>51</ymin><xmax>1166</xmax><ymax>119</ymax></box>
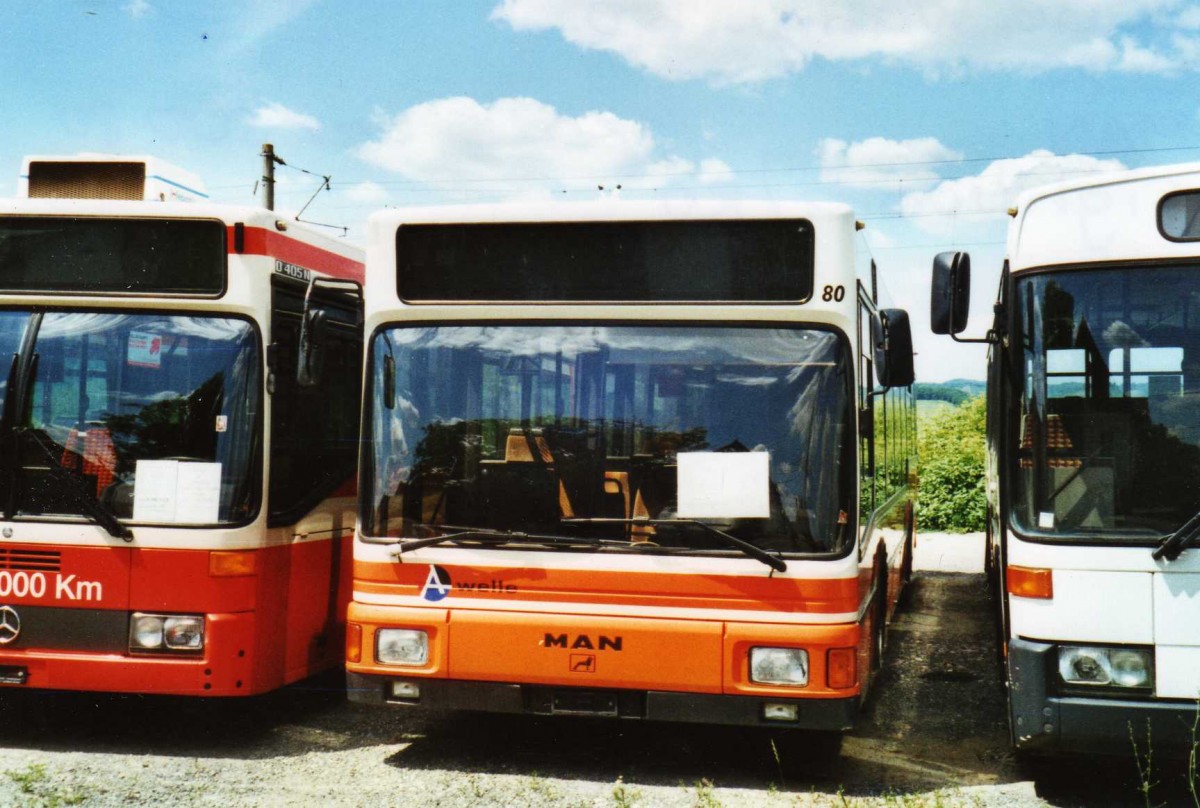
<box><xmin>504</xmin><ymin>428</ymin><xmax>552</xmax><ymax>463</ymax></box>
<box><xmin>61</xmin><ymin>423</ymin><xmax>117</xmax><ymax>498</ymax></box>
<box><xmin>542</xmin><ymin>426</ymin><xmax>613</xmax><ymax>525</ymax></box>
<box><xmin>602</xmin><ymin>469</ymin><xmax>632</xmax><ymax>523</ymax></box>
<box><xmin>1041</xmin><ymin>398</ymin><xmax>1151</xmax><ymax>528</ymax></box>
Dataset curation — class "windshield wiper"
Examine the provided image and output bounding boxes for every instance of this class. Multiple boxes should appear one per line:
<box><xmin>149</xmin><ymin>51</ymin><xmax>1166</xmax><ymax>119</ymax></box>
<box><xmin>561</xmin><ymin>517</ymin><xmax>787</xmax><ymax>572</ymax></box>
<box><xmin>18</xmin><ymin>428</ymin><xmax>133</xmax><ymax>542</ymax></box>
<box><xmin>393</xmin><ymin>524</ymin><xmax>613</xmax><ymax>554</ymax></box>
<box><xmin>1152</xmin><ymin>509</ymin><xmax>1200</xmax><ymax>562</ymax></box>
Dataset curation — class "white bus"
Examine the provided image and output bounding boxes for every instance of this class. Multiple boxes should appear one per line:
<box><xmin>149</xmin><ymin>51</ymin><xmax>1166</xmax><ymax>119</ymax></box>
<box><xmin>931</xmin><ymin>163</ymin><xmax>1200</xmax><ymax>755</ymax></box>
<box><xmin>347</xmin><ymin>201</ymin><xmax>916</xmax><ymax>758</ymax></box>
<box><xmin>0</xmin><ymin>154</ymin><xmax>363</xmax><ymax>696</ymax></box>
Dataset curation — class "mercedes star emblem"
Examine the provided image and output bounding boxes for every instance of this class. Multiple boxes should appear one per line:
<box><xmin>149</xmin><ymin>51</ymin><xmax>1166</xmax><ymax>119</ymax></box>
<box><xmin>0</xmin><ymin>605</ymin><xmax>20</xmax><ymax>645</ymax></box>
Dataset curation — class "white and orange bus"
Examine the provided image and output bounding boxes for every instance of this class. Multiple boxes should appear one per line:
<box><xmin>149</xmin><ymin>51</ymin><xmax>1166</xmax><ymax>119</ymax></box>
<box><xmin>0</xmin><ymin>154</ymin><xmax>363</xmax><ymax>696</ymax></box>
<box><xmin>346</xmin><ymin>201</ymin><xmax>916</xmax><ymax>753</ymax></box>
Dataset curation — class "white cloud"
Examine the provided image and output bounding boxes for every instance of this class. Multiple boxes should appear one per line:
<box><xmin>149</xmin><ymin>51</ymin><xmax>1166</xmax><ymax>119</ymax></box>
<box><xmin>492</xmin><ymin>0</ymin><xmax>1190</xmax><ymax>84</ymax></box>
<box><xmin>899</xmin><ymin>150</ymin><xmax>1128</xmax><ymax>235</ymax></box>
<box><xmin>248</xmin><ymin>102</ymin><xmax>320</xmax><ymax>131</ymax></box>
<box><xmin>360</xmin><ymin>97</ymin><xmax>649</xmax><ymax>182</ymax></box>
<box><xmin>645</xmin><ymin>156</ymin><xmax>694</xmax><ymax>176</ymax></box>
<box><xmin>357</xmin><ymin>96</ymin><xmax>725</xmax><ymax>197</ymax></box>
<box><xmin>698</xmin><ymin>158</ymin><xmax>732</xmax><ymax>184</ymax></box>
<box><xmin>342</xmin><ymin>181</ymin><xmax>388</xmax><ymax>204</ymax></box>
<box><xmin>817</xmin><ymin>137</ymin><xmax>962</xmax><ymax>188</ymax></box>
<box><xmin>1117</xmin><ymin>37</ymin><xmax>1177</xmax><ymax>72</ymax></box>
<box><xmin>124</xmin><ymin>0</ymin><xmax>152</xmax><ymax>18</ymax></box>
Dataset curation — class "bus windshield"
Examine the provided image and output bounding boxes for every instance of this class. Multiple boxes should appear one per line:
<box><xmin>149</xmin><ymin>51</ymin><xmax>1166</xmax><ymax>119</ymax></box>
<box><xmin>0</xmin><ymin>311</ymin><xmax>24</xmax><ymax>415</ymax></box>
<box><xmin>365</xmin><ymin>325</ymin><xmax>854</xmax><ymax>555</ymax></box>
<box><xmin>0</xmin><ymin>311</ymin><xmax>260</xmax><ymax>526</ymax></box>
<box><xmin>1014</xmin><ymin>265</ymin><xmax>1200</xmax><ymax>539</ymax></box>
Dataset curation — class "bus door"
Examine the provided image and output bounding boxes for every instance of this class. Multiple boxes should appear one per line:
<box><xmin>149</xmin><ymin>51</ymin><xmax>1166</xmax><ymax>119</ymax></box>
<box><xmin>268</xmin><ymin>276</ymin><xmax>363</xmax><ymax>671</ymax></box>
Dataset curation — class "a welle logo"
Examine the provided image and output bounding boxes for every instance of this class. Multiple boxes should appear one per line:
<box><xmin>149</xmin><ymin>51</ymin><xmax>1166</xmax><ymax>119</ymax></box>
<box><xmin>419</xmin><ymin>565</ymin><xmax>517</xmax><ymax>602</ymax></box>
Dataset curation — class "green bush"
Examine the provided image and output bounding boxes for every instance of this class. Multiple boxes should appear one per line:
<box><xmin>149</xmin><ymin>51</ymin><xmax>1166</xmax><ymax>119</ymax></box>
<box><xmin>918</xmin><ymin>395</ymin><xmax>986</xmax><ymax>532</ymax></box>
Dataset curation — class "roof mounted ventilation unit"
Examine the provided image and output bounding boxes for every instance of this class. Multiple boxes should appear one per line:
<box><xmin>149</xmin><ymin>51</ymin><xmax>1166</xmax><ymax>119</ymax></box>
<box><xmin>19</xmin><ymin>154</ymin><xmax>208</xmax><ymax>202</ymax></box>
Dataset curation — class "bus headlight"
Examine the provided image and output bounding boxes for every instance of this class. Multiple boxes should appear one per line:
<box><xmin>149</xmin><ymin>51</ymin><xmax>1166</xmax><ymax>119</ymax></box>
<box><xmin>749</xmin><ymin>647</ymin><xmax>809</xmax><ymax>686</ymax></box>
<box><xmin>163</xmin><ymin>616</ymin><xmax>205</xmax><ymax>650</ymax></box>
<box><xmin>130</xmin><ymin>615</ymin><xmax>164</xmax><ymax>650</ymax></box>
<box><xmin>376</xmin><ymin>629</ymin><xmax>429</xmax><ymax>666</ymax></box>
<box><xmin>129</xmin><ymin>613</ymin><xmax>205</xmax><ymax>652</ymax></box>
<box><xmin>1058</xmin><ymin>646</ymin><xmax>1152</xmax><ymax>689</ymax></box>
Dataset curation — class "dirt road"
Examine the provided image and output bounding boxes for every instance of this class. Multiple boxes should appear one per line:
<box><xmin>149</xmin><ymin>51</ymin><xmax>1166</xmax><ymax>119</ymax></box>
<box><xmin>0</xmin><ymin>559</ymin><xmax>1194</xmax><ymax>806</ymax></box>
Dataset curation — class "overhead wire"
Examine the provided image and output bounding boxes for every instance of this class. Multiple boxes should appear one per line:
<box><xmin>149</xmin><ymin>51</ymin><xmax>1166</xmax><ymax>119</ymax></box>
<box><xmin>210</xmin><ymin>142</ymin><xmax>1200</xmax><ymax>191</ymax></box>
<box><xmin>272</xmin><ymin>156</ymin><xmax>348</xmax><ymax>236</ymax></box>
<box><xmin>236</xmin><ymin>142</ymin><xmax>1200</xmax><ymax>235</ymax></box>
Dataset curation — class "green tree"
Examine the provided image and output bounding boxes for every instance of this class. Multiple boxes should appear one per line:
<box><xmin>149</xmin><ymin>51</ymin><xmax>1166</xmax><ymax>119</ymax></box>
<box><xmin>918</xmin><ymin>395</ymin><xmax>986</xmax><ymax>531</ymax></box>
<box><xmin>913</xmin><ymin>383</ymin><xmax>968</xmax><ymax>406</ymax></box>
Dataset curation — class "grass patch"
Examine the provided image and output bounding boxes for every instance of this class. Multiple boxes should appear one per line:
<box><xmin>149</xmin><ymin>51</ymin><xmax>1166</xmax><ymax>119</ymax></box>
<box><xmin>611</xmin><ymin>775</ymin><xmax>641</xmax><ymax>807</ymax></box>
<box><xmin>5</xmin><ymin>763</ymin><xmax>89</xmax><ymax>807</ymax></box>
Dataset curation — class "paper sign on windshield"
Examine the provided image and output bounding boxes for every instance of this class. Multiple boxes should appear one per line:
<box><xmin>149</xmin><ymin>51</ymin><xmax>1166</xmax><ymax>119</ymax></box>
<box><xmin>133</xmin><ymin>460</ymin><xmax>222</xmax><ymax>523</ymax></box>
<box><xmin>132</xmin><ymin>460</ymin><xmax>177</xmax><ymax>521</ymax></box>
<box><xmin>676</xmin><ymin>451</ymin><xmax>770</xmax><ymax>519</ymax></box>
<box><xmin>127</xmin><ymin>331</ymin><xmax>163</xmax><ymax>368</ymax></box>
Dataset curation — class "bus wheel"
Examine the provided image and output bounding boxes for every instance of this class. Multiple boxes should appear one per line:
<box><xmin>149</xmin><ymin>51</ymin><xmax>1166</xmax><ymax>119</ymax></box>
<box><xmin>871</xmin><ymin>565</ymin><xmax>887</xmax><ymax>673</ymax></box>
<box><xmin>902</xmin><ymin>505</ymin><xmax>915</xmax><ymax>586</ymax></box>
<box><xmin>900</xmin><ymin>526</ymin><xmax>914</xmax><ymax>587</ymax></box>
<box><xmin>984</xmin><ymin>513</ymin><xmax>995</xmax><ymax>578</ymax></box>
<box><xmin>895</xmin><ymin>520</ymin><xmax>916</xmax><ymax>613</ymax></box>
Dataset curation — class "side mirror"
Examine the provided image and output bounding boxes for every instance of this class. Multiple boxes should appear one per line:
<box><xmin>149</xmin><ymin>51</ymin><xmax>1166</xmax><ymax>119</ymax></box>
<box><xmin>296</xmin><ymin>307</ymin><xmax>328</xmax><ymax>387</ymax></box>
<box><xmin>872</xmin><ymin>308</ymin><xmax>915</xmax><ymax>388</ymax></box>
<box><xmin>931</xmin><ymin>251</ymin><xmax>971</xmax><ymax>335</ymax></box>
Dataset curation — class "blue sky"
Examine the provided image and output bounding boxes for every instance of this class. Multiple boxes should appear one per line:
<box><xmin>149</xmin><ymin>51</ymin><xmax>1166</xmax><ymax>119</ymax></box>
<box><xmin>5</xmin><ymin>0</ymin><xmax>1200</xmax><ymax>381</ymax></box>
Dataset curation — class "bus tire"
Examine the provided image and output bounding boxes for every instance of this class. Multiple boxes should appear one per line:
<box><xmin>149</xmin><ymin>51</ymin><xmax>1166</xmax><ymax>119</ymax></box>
<box><xmin>984</xmin><ymin>508</ymin><xmax>995</xmax><ymax>578</ymax></box>
<box><xmin>900</xmin><ymin>522</ymin><xmax>915</xmax><ymax>588</ymax></box>
<box><xmin>871</xmin><ymin>555</ymin><xmax>888</xmax><ymax>673</ymax></box>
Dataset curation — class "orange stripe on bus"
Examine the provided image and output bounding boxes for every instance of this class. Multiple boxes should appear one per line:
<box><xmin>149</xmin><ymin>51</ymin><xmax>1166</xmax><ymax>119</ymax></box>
<box><xmin>353</xmin><ymin>560</ymin><xmax>861</xmax><ymax>614</ymax></box>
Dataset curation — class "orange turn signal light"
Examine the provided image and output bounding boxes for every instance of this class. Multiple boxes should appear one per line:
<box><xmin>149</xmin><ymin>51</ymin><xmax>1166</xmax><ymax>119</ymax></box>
<box><xmin>209</xmin><ymin>550</ymin><xmax>256</xmax><ymax>577</ymax></box>
<box><xmin>346</xmin><ymin>623</ymin><xmax>363</xmax><ymax>664</ymax></box>
<box><xmin>1007</xmin><ymin>565</ymin><xmax>1053</xmax><ymax>599</ymax></box>
<box><xmin>827</xmin><ymin>647</ymin><xmax>857</xmax><ymax>689</ymax></box>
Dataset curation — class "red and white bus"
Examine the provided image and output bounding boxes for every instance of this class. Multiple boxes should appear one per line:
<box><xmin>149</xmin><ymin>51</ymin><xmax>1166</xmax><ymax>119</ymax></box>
<box><xmin>346</xmin><ymin>201</ymin><xmax>916</xmax><ymax>755</ymax></box>
<box><xmin>0</xmin><ymin>154</ymin><xmax>363</xmax><ymax>696</ymax></box>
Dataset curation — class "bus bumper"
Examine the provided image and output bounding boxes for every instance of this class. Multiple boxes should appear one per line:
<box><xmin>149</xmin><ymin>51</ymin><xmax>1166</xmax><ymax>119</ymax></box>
<box><xmin>0</xmin><ymin>612</ymin><xmax>257</xmax><ymax>697</ymax></box>
<box><xmin>346</xmin><ymin>672</ymin><xmax>859</xmax><ymax>731</ymax></box>
<box><xmin>1008</xmin><ymin>638</ymin><xmax>1198</xmax><ymax>757</ymax></box>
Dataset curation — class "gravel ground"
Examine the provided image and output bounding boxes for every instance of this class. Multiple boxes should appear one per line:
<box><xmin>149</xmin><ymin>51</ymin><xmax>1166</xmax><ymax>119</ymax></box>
<box><xmin>2</xmin><ymin>534</ymin><xmax>1196</xmax><ymax>807</ymax></box>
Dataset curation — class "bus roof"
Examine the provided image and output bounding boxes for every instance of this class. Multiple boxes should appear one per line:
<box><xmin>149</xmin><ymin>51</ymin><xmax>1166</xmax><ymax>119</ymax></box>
<box><xmin>364</xmin><ymin>199</ymin><xmax>859</xmax><ymax>311</ymax></box>
<box><xmin>0</xmin><ymin>197</ymin><xmax>361</xmax><ymax>260</ymax></box>
<box><xmin>368</xmin><ymin>199</ymin><xmax>854</xmax><ymax>230</ymax></box>
<box><xmin>1009</xmin><ymin>162</ymin><xmax>1200</xmax><ymax>271</ymax></box>
<box><xmin>0</xmin><ymin>198</ymin><xmax>364</xmax><ymax>295</ymax></box>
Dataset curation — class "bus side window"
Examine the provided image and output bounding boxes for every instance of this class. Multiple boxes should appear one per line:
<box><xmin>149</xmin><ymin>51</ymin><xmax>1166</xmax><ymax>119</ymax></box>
<box><xmin>858</xmin><ymin>297</ymin><xmax>875</xmax><ymax>521</ymax></box>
